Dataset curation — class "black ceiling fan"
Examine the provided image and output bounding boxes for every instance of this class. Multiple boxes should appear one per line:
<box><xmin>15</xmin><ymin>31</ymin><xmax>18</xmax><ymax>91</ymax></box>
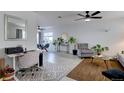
<box><xmin>37</xmin><ymin>26</ymin><xmax>45</xmax><ymax>30</ymax></box>
<box><xmin>75</xmin><ymin>11</ymin><xmax>102</xmax><ymax>21</ymax></box>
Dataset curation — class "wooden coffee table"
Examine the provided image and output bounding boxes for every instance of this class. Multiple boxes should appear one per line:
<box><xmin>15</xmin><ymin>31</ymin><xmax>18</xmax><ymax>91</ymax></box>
<box><xmin>91</xmin><ymin>55</ymin><xmax>112</xmax><ymax>70</ymax></box>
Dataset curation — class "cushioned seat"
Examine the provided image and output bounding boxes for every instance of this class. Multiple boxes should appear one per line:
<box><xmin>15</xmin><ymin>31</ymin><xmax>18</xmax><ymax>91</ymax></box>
<box><xmin>81</xmin><ymin>49</ymin><xmax>94</xmax><ymax>54</ymax></box>
<box><xmin>102</xmin><ymin>69</ymin><xmax>124</xmax><ymax>81</ymax></box>
<box><xmin>78</xmin><ymin>43</ymin><xmax>95</xmax><ymax>58</ymax></box>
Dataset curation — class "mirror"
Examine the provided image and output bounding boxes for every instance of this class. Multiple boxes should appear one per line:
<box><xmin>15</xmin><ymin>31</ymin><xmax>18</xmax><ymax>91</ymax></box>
<box><xmin>5</xmin><ymin>14</ymin><xmax>27</xmax><ymax>40</ymax></box>
<box><xmin>61</xmin><ymin>32</ymin><xmax>68</xmax><ymax>41</ymax></box>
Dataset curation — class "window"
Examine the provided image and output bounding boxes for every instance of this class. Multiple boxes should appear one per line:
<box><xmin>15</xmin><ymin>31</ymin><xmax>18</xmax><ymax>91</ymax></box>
<box><xmin>37</xmin><ymin>32</ymin><xmax>39</xmax><ymax>44</ymax></box>
<box><xmin>43</xmin><ymin>32</ymin><xmax>53</xmax><ymax>43</ymax></box>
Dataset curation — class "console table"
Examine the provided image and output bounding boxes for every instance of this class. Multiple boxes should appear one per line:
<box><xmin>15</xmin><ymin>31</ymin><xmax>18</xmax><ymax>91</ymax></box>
<box><xmin>57</xmin><ymin>43</ymin><xmax>69</xmax><ymax>53</ymax></box>
<box><xmin>7</xmin><ymin>53</ymin><xmax>24</xmax><ymax>80</ymax></box>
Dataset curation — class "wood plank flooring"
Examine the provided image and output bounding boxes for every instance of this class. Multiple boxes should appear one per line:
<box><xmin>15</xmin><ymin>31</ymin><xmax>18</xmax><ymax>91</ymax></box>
<box><xmin>67</xmin><ymin>58</ymin><xmax>124</xmax><ymax>81</ymax></box>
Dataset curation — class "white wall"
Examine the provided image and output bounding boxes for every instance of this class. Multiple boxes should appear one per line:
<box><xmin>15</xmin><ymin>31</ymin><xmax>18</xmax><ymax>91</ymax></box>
<box><xmin>0</xmin><ymin>11</ymin><xmax>38</xmax><ymax>49</ymax></box>
<box><xmin>0</xmin><ymin>11</ymin><xmax>38</xmax><ymax>67</ymax></box>
<box><xmin>44</xmin><ymin>18</ymin><xmax>124</xmax><ymax>56</ymax></box>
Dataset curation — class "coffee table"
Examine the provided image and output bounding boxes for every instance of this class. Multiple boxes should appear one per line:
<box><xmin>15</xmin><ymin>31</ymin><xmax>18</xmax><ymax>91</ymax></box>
<box><xmin>91</xmin><ymin>55</ymin><xmax>112</xmax><ymax>70</ymax></box>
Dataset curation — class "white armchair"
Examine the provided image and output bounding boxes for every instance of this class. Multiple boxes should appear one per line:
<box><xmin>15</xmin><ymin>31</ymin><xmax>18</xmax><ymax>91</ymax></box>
<box><xmin>17</xmin><ymin>50</ymin><xmax>43</xmax><ymax>77</ymax></box>
<box><xmin>18</xmin><ymin>50</ymin><xmax>41</xmax><ymax>69</ymax></box>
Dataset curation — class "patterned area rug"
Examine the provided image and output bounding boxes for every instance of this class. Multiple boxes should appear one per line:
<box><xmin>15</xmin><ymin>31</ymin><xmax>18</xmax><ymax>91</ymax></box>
<box><xmin>16</xmin><ymin>63</ymin><xmax>77</xmax><ymax>81</ymax></box>
<box><xmin>67</xmin><ymin>58</ymin><xmax>124</xmax><ymax>81</ymax></box>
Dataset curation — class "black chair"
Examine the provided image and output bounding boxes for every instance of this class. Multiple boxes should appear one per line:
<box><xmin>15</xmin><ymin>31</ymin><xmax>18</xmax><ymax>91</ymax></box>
<box><xmin>43</xmin><ymin>43</ymin><xmax>50</xmax><ymax>52</ymax></box>
<box><xmin>37</xmin><ymin>44</ymin><xmax>40</xmax><ymax>49</ymax></box>
<box><xmin>37</xmin><ymin>44</ymin><xmax>50</xmax><ymax>52</ymax></box>
<box><xmin>37</xmin><ymin>44</ymin><xmax>44</xmax><ymax>49</ymax></box>
<box><xmin>39</xmin><ymin>44</ymin><xmax>44</xmax><ymax>49</ymax></box>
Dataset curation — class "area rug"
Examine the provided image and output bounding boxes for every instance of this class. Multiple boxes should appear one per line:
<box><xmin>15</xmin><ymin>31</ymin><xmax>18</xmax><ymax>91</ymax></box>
<box><xmin>16</xmin><ymin>62</ymin><xmax>76</xmax><ymax>81</ymax></box>
<box><xmin>67</xmin><ymin>58</ymin><xmax>124</xmax><ymax>81</ymax></box>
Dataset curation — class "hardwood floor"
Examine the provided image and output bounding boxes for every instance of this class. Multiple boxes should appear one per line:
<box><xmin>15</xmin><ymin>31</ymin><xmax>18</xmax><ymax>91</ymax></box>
<box><xmin>67</xmin><ymin>58</ymin><xmax>124</xmax><ymax>81</ymax></box>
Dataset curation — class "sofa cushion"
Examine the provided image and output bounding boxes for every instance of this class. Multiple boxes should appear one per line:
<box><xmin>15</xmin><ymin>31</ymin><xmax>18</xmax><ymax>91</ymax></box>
<box><xmin>102</xmin><ymin>69</ymin><xmax>124</xmax><ymax>81</ymax></box>
<box><xmin>81</xmin><ymin>49</ymin><xmax>94</xmax><ymax>54</ymax></box>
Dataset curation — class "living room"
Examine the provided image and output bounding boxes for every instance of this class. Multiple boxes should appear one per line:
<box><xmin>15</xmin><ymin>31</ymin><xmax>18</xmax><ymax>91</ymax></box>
<box><xmin>38</xmin><ymin>11</ymin><xmax>124</xmax><ymax>81</ymax></box>
<box><xmin>1</xmin><ymin>0</ymin><xmax>124</xmax><ymax>93</ymax></box>
<box><xmin>1</xmin><ymin>11</ymin><xmax>124</xmax><ymax>81</ymax></box>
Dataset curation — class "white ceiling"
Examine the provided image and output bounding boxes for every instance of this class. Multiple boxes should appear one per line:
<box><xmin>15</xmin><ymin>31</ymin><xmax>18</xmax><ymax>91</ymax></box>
<box><xmin>35</xmin><ymin>11</ymin><xmax>124</xmax><ymax>27</ymax></box>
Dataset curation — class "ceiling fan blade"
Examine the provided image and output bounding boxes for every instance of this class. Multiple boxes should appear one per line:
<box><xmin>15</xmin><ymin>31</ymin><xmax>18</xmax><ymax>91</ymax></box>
<box><xmin>91</xmin><ymin>11</ymin><xmax>101</xmax><ymax>16</ymax></box>
<box><xmin>77</xmin><ymin>13</ymin><xmax>85</xmax><ymax>17</ymax></box>
<box><xmin>74</xmin><ymin>18</ymin><xmax>85</xmax><ymax>21</ymax></box>
<box><xmin>90</xmin><ymin>16</ymin><xmax>102</xmax><ymax>19</ymax></box>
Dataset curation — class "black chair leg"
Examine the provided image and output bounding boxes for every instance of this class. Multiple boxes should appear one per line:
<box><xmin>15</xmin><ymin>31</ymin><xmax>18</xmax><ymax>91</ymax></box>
<box><xmin>44</xmin><ymin>48</ymin><xmax>48</xmax><ymax>52</ymax></box>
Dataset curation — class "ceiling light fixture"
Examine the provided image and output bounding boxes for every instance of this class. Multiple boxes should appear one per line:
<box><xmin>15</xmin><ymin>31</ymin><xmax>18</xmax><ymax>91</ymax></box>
<box><xmin>85</xmin><ymin>18</ymin><xmax>91</xmax><ymax>22</ymax></box>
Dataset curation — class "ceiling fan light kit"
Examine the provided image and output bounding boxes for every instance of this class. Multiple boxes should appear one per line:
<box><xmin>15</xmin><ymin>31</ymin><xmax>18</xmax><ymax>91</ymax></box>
<box><xmin>85</xmin><ymin>18</ymin><xmax>91</xmax><ymax>22</ymax></box>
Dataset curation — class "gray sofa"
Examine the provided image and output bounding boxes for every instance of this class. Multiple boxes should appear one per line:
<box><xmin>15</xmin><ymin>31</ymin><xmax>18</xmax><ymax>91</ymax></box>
<box><xmin>78</xmin><ymin>43</ymin><xmax>95</xmax><ymax>58</ymax></box>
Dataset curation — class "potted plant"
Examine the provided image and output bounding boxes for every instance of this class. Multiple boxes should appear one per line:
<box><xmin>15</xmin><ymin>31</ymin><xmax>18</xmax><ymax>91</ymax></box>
<box><xmin>53</xmin><ymin>40</ymin><xmax>58</xmax><ymax>50</ymax></box>
<box><xmin>3</xmin><ymin>65</ymin><xmax>15</xmax><ymax>80</ymax></box>
<box><xmin>68</xmin><ymin>36</ymin><xmax>77</xmax><ymax>55</ymax></box>
<box><xmin>91</xmin><ymin>44</ymin><xmax>109</xmax><ymax>55</ymax></box>
<box><xmin>57</xmin><ymin>37</ymin><xmax>64</xmax><ymax>52</ymax></box>
<box><xmin>53</xmin><ymin>37</ymin><xmax>64</xmax><ymax>52</ymax></box>
<box><xmin>57</xmin><ymin>37</ymin><xmax>64</xmax><ymax>45</ymax></box>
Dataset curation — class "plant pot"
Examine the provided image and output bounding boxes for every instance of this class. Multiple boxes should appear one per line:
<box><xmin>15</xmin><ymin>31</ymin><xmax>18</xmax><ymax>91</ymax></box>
<box><xmin>3</xmin><ymin>75</ymin><xmax>14</xmax><ymax>81</ymax></box>
<box><xmin>3</xmin><ymin>72</ymin><xmax>14</xmax><ymax>80</ymax></box>
<box><xmin>97</xmin><ymin>53</ymin><xmax>101</xmax><ymax>55</ymax></box>
<box><xmin>73</xmin><ymin>49</ymin><xmax>77</xmax><ymax>55</ymax></box>
<box><xmin>0</xmin><ymin>78</ymin><xmax>3</xmax><ymax>81</ymax></box>
<box><xmin>4</xmin><ymin>72</ymin><xmax>14</xmax><ymax>77</ymax></box>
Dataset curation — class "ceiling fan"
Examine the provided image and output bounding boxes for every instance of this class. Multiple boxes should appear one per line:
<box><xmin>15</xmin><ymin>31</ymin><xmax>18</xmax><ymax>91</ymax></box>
<box><xmin>75</xmin><ymin>11</ymin><xmax>102</xmax><ymax>21</ymax></box>
<box><xmin>37</xmin><ymin>26</ymin><xmax>45</xmax><ymax>30</ymax></box>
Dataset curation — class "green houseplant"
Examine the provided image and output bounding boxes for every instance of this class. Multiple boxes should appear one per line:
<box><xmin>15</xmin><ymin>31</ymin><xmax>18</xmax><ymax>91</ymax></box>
<box><xmin>53</xmin><ymin>40</ymin><xmax>57</xmax><ymax>50</ymax></box>
<box><xmin>53</xmin><ymin>37</ymin><xmax>64</xmax><ymax>52</ymax></box>
<box><xmin>68</xmin><ymin>37</ymin><xmax>77</xmax><ymax>55</ymax></box>
<box><xmin>91</xmin><ymin>44</ymin><xmax>109</xmax><ymax>55</ymax></box>
<box><xmin>53</xmin><ymin>40</ymin><xmax>57</xmax><ymax>46</ymax></box>
<box><xmin>53</xmin><ymin>37</ymin><xmax>64</xmax><ymax>46</ymax></box>
<box><xmin>57</xmin><ymin>37</ymin><xmax>64</xmax><ymax>45</ymax></box>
